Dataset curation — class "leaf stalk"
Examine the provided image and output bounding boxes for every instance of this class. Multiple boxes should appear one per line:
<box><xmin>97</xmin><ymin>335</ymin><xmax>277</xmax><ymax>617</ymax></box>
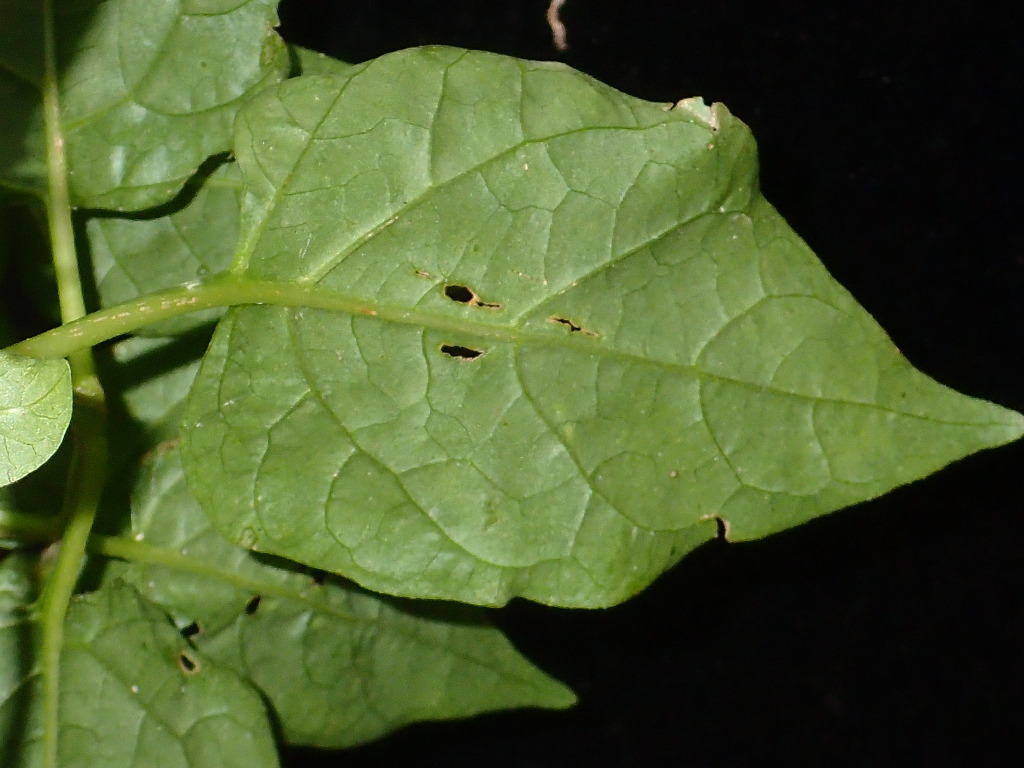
<box><xmin>6</xmin><ymin>274</ymin><xmax>526</xmax><ymax>360</ymax></box>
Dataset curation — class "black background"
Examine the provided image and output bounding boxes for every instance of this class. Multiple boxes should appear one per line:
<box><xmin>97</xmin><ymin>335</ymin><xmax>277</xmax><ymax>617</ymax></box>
<box><xmin>276</xmin><ymin>2</ymin><xmax>1023</xmax><ymax>766</ymax></box>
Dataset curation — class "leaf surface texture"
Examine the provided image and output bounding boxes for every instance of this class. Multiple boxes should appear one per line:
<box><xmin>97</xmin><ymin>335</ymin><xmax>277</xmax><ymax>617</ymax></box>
<box><xmin>180</xmin><ymin>47</ymin><xmax>1023</xmax><ymax>608</ymax></box>
<box><xmin>1</xmin><ymin>572</ymin><xmax>279</xmax><ymax>767</ymax></box>
<box><xmin>105</xmin><ymin>446</ymin><xmax>575</xmax><ymax>748</ymax></box>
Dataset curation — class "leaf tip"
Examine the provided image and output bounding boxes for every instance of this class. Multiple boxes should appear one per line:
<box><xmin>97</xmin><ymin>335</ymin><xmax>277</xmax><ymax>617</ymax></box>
<box><xmin>1002</xmin><ymin>406</ymin><xmax>1024</xmax><ymax>443</ymax></box>
<box><xmin>968</xmin><ymin>398</ymin><xmax>1024</xmax><ymax>449</ymax></box>
<box><xmin>545</xmin><ymin>682</ymin><xmax>579</xmax><ymax>710</ymax></box>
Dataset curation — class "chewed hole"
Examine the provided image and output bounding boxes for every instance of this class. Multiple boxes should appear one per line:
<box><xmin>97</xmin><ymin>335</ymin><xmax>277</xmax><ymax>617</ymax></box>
<box><xmin>440</xmin><ymin>344</ymin><xmax>483</xmax><ymax>360</ymax></box>
<box><xmin>444</xmin><ymin>284</ymin><xmax>474</xmax><ymax>303</ymax></box>
<box><xmin>700</xmin><ymin>514</ymin><xmax>731</xmax><ymax>543</ymax></box>
<box><xmin>549</xmin><ymin>316</ymin><xmax>598</xmax><ymax>336</ymax></box>
<box><xmin>178</xmin><ymin>651</ymin><xmax>200</xmax><ymax>674</ymax></box>
<box><xmin>180</xmin><ymin>621</ymin><xmax>202</xmax><ymax>639</ymax></box>
<box><xmin>444</xmin><ymin>284</ymin><xmax>502</xmax><ymax>309</ymax></box>
<box><xmin>244</xmin><ymin>595</ymin><xmax>262</xmax><ymax>615</ymax></box>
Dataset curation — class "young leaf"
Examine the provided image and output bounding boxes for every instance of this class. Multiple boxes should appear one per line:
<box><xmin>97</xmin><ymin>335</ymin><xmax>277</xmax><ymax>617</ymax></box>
<box><xmin>102</xmin><ymin>446</ymin><xmax>575</xmax><ymax>749</ymax></box>
<box><xmin>179</xmin><ymin>47</ymin><xmax>1023</xmax><ymax>608</ymax></box>
<box><xmin>0</xmin><ymin>350</ymin><xmax>72</xmax><ymax>486</ymax></box>
<box><xmin>0</xmin><ymin>0</ymin><xmax>288</xmax><ymax>210</ymax></box>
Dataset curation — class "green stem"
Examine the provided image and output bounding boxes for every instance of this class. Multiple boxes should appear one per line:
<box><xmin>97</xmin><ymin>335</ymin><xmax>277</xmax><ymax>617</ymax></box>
<box><xmin>6</xmin><ymin>274</ymin><xmax>523</xmax><ymax>361</ymax></box>
<box><xmin>35</xmin><ymin>2</ymin><xmax>109</xmax><ymax>765</ymax></box>
<box><xmin>36</xmin><ymin>403</ymin><xmax>106</xmax><ymax>766</ymax></box>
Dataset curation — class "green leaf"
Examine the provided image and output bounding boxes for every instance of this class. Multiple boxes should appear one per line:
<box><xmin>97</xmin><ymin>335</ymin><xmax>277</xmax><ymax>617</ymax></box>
<box><xmin>0</xmin><ymin>350</ymin><xmax>72</xmax><ymax>486</ymax></box>
<box><xmin>2</xmin><ymin>578</ymin><xmax>280</xmax><ymax>768</ymax></box>
<box><xmin>0</xmin><ymin>0</ymin><xmax>288</xmax><ymax>210</ymax></box>
<box><xmin>62</xmin><ymin>582</ymin><xmax>279</xmax><ymax>768</ymax></box>
<box><xmin>180</xmin><ymin>47</ymin><xmax>1024</xmax><ymax>608</ymax></box>
<box><xmin>89</xmin><ymin>163</ymin><xmax>243</xmax><ymax>336</ymax></box>
<box><xmin>104</xmin><ymin>446</ymin><xmax>574</xmax><ymax>749</ymax></box>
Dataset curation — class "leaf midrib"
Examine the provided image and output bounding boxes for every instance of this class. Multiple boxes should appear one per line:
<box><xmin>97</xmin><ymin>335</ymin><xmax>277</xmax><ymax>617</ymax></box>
<box><xmin>94</xmin><ymin>532</ymin><xmax>537</xmax><ymax>675</ymax></box>
<box><xmin>245</xmin><ymin>285</ymin><xmax>999</xmax><ymax>428</ymax></box>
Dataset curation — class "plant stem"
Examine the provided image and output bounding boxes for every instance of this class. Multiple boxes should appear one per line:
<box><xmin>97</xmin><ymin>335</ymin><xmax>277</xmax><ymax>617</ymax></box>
<box><xmin>7</xmin><ymin>274</ymin><xmax>524</xmax><ymax>361</ymax></box>
<box><xmin>35</xmin><ymin>2</ymin><xmax>109</xmax><ymax>765</ymax></box>
<box><xmin>36</xmin><ymin>403</ymin><xmax>106</xmax><ymax>765</ymax></box>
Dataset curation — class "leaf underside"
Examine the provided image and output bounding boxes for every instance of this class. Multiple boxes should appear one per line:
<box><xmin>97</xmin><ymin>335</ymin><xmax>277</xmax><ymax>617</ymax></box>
<box><xmin>178</xmin><ymin>47</ymin><xmax>1023</xmax><ymax>609</ymax></box>
<box><xmin>104</xmin><ymin>446</ymin><xmax>574</xmax><ymax>749</ymax></box>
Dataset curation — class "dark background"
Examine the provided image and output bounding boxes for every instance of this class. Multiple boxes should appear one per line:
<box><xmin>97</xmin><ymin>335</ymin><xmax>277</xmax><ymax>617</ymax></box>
<box><xmin>277</xmin><ymin>2</ymin><xmax>1023</xmax><ymax>766</ymax></box>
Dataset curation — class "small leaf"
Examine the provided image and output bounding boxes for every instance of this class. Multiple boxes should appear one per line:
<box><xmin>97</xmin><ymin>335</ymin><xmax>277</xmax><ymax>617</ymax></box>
<box><xmin>0</xmin><ymin>350</ymin><xmax>72</xmax><ymax>486</ymax></box>
<box><xmin>180</xmin><ymin>47</ymin><xmax>1023</xmax><ymax>608</ymax></box>
<box><xmin>0</xmin><ymin>0</ymin><xmax>288</xmax><ymax>209</ymax></box>
<box><xmin>105</xmin><ymin>446</ymin><xmax>574</xmax><ymax>748</ymax></box>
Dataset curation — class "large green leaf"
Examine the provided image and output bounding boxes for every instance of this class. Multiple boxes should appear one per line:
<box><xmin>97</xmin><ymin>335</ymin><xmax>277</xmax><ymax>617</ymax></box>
<box><xmin>0</xmin><ymin>0</ymin><xmax>288</xmax><ymax>210</ymax></box>
<box><xmin>0</xmin><ymin>573</ymin><xmax>279</xmax><ymax>767</ymax></box>
<box><xmin>0</xmin><ymin>350</ymin><xmax>72</xmax><ymax>486</ymax></box>
<box><xmin>104</xmin><ymin>446</ymin><xmax>574</xmax><ymax>748</ymax></box>
<box><xmin>180</xmin><ymin>47</ymin><xmax>1023</xmax><ymax>608</ymax></box>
